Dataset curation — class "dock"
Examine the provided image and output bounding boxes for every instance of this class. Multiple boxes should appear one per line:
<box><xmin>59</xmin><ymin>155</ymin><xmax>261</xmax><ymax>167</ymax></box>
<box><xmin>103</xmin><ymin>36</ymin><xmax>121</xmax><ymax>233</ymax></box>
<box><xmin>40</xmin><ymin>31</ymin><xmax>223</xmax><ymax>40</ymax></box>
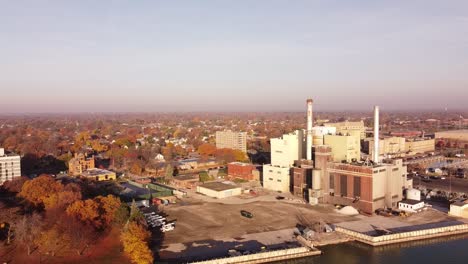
<box><xmin>189</xmin><ymin>246</ymin><xmax>321</xmax><ymax>264</ymax></box>
<box><xmin>336</xmin><ymin>223</ymin><xmax>468</xmax><ymax>246</ymax></box>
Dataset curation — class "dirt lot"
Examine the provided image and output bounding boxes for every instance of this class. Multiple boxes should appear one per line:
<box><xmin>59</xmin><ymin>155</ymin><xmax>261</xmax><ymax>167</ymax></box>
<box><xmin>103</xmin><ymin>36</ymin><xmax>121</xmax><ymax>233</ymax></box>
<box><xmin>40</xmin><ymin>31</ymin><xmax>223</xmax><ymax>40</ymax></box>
<box><xmin>161</xmin><ymin>198</ymin><xmax>357</xmax><ymax>245</ymax></box>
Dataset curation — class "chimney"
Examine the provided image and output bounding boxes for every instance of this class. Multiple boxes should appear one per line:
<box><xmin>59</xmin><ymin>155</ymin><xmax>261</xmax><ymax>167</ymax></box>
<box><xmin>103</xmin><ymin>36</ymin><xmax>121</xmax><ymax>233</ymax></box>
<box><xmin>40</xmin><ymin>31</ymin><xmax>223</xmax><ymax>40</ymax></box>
<box><xmin>307</xmin><ymin>99</ymin><xmax>313</xmax><ymax>160</ymax></box>
<box><xmin>0</xmin><ymin>148</ymin><xmax>4</xmax><ymax>156</ymax></box>
<box><xmin>373</xmin><ymin>106</ymin><xmax>380</xmax><ymax>163</ymax></box>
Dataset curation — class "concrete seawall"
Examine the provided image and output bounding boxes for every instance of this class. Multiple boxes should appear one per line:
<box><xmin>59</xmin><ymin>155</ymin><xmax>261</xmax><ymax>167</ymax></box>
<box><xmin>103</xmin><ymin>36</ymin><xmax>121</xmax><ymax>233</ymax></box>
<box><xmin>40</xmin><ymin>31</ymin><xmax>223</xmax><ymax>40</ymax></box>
<box><xmin>190</xmin><ymin>246</ymin><xmax>321</xmax><ymax>264</ymax></box>
<box><xmin>336</xmin><ymin>224</ymin><xmax>468</xmax><ymax>246</ymax></box>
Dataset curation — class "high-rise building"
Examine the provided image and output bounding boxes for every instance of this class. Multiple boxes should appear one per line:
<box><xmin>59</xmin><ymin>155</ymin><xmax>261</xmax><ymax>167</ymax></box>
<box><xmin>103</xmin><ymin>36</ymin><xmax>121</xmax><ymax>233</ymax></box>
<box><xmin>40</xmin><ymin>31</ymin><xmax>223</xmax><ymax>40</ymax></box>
<box><xmin>0</xmin><ymin>148</ymin><xmax>21</xmax><ymax>185</ymax></box>
<box><xmin>215</xmin><ymin>130</ymin><xmax>247</xmax><ymax>153</ymax></box>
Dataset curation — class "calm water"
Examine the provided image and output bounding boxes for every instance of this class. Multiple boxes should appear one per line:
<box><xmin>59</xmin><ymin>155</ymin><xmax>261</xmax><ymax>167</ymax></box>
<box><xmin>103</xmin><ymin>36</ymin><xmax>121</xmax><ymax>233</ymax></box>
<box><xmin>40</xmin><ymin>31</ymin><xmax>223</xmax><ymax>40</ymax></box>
<box><xmin>276</xmin><ymin>234</ymin><xmax>468</xmax><ymax>264</ymax></box>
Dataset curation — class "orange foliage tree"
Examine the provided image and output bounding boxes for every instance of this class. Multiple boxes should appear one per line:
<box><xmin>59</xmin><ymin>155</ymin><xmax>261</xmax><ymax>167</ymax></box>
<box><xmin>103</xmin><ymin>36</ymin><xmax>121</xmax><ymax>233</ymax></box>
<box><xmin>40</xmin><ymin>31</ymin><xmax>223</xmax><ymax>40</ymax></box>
<box><xmin>19</xmin><ymin>175</ymin><xmax>64</xmax><ymax>208</ymax></box>
<box><xmin>197</xmin><ymin>143</ymin><xmax>217</xmax><ymax>156</ymax></box>
<box><xmin>66</xmin><ymin>195</ymin><xmax>121</xmax><ymax>230</ymax></box>
<box><xmin>121</xmin><ymin>221</ymin><xmax>153</xmax><ymax>264</ymax></box>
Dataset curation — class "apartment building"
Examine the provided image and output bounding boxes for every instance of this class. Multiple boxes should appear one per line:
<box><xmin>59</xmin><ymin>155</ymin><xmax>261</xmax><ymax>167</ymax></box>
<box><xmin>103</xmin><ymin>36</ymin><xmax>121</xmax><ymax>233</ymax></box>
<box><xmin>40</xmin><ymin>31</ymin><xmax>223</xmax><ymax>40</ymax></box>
<box><xmin>0</xmin><ymin>148</ymin><xmax>21</xmax><ymax>185</ymax></box>
<box><xmin>215</xmin><ymin>130</ymin><xmax>247</xmax><ymax>153</ymax></box>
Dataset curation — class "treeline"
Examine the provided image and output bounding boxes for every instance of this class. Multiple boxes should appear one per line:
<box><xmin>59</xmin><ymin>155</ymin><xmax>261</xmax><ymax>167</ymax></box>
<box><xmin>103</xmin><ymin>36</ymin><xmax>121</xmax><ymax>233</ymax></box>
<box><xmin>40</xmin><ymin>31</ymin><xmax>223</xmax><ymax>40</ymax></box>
<box><xmin>0</xmin><ymin>175</ymin><xmax>153</xmax><ymax>263</ymax></box>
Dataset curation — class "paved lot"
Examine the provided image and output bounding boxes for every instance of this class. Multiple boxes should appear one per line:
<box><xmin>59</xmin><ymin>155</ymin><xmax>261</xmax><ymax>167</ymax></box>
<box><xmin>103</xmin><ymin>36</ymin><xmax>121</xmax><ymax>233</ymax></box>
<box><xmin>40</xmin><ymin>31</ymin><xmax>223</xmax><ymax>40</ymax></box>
<box><xmin>156</xmin><ymin>196</ymin><xmax>358</xmax><ymax>261</ymax></box>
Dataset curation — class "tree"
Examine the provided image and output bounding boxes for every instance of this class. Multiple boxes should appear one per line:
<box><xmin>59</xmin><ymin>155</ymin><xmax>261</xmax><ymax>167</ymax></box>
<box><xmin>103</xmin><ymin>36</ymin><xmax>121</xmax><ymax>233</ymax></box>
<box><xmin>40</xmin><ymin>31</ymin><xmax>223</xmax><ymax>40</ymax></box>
<box><xmin>35</xmin><ymin>225</ymin><xmax>71</xmax><ymax>257</ymax></box>
<box><xmin>121</xmin><ymin>221</ymin><xmax>153</xmax><ymax>264</ymax></box>
<box><xmin>66</xmin><ymin>195</ymin><xmax>121</xmax><ymax>230</ymax></box>
<box><xmin>18</xmin><ymin>175</ymin><xmax>64</xmax><ymax>208</ymax></box>
<box><xmin>43</xmin><ymin>183</ymin><xmax>82</xmax><ymax>210</ymax></box>
<box><xmin>15</xmin><ymin>213</ymin><xmax>42</xmax><ymax>255</ymax></box>
<box><xmin>197</xmin><ymin>143</ymin><xmax>217</xmax><ymax>156</ymax></box>
<box><xmin>165</xmin><ymin>164</ymin><xmax>174</xmax><ymax>180</ymax></box>
<box><xmin>199</xmin><ymin>171</ymin><xmax>212</xmax><ymax>183</ymax></box>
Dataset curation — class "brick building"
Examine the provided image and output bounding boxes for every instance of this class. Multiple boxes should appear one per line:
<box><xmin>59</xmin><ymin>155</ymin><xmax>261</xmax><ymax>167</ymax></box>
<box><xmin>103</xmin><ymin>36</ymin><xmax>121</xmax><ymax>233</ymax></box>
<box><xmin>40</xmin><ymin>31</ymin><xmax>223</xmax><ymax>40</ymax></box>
<box><xmin>227</xmin><ymin>162</ymin><xmax>259</xmax><ymax>181</ymax></box>
<box><xmin>68</xmin><ymin>153</ymin><xmax>95</xmax><ymax>176</ymax></box>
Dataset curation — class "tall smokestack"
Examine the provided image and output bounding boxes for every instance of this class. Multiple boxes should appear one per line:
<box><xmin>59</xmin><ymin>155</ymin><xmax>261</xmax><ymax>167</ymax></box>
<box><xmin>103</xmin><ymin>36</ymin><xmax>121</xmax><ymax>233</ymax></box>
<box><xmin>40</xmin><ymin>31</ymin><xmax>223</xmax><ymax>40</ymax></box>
<box><xmin>373</xmin><ymin>106</ymin><xmax>380</xmax><ymax>163</ymax></box>
<box><xmin>307</xmin><ymin>99</ymin><xmax>313</xmax><ymax>160</ymax></box>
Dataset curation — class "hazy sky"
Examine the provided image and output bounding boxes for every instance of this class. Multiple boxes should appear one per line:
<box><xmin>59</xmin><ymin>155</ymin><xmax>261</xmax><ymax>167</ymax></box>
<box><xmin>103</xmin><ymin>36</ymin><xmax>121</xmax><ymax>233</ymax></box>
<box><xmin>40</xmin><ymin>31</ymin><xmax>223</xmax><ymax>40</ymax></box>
<box><xmin>1</xmin><ymin>0</ymin><xmax>467</xmax><ymax>113</ymax></box>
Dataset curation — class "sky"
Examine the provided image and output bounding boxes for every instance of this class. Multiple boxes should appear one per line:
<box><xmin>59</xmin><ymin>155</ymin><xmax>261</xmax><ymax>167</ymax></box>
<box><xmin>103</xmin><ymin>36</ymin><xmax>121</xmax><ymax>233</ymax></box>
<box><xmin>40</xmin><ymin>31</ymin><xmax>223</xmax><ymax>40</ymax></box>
<box><xmin>1</xmin><ymin>0</ymin><xmax>467</xmax><ymax>113</ymax></box>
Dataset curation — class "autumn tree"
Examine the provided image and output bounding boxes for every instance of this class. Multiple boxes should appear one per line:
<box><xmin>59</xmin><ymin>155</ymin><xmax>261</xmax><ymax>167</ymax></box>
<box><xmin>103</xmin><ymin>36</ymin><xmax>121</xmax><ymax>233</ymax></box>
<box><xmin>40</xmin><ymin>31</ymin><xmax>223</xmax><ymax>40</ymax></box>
<box><xmin>19</xmin><ymin>175</ymin><xmax>64</xmax><ymax>208</ymax></box>
<box><xmin>121</xmin><ymin>221</ymin><xmax>153</xmax><ymax>264</ymax></box>
<box><xmin>66</xmin><ymin>195</ymin><xmax>121</xmax><ymax>230</ymax></box>
<box><xmin>197</xmin><ymin>143</ymin><xmax>217</xmax><ymax>156</ymax></box>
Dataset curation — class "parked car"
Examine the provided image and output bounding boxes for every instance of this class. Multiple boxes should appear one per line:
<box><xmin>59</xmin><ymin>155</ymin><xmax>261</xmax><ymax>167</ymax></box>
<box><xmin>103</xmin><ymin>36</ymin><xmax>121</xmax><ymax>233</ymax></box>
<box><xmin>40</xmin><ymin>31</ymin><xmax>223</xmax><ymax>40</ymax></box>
<box><xmin>276</xmin><ymin>196</ymin><xmax>285</xmax><ymax>200</ymax></box>
<box><xmin>240</xmin><ymin>210</ymin><xmax>253</xmax><ymax>218</ymax></box>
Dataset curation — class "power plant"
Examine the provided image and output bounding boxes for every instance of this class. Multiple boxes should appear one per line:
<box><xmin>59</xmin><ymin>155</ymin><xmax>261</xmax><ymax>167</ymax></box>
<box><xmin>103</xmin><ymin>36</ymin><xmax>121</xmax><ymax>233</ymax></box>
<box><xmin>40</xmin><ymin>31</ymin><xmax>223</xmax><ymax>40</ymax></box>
<box><xmin>264</xmin><ymin>97</ymin><xmax>410</xmax><ymax>214</ymax></box>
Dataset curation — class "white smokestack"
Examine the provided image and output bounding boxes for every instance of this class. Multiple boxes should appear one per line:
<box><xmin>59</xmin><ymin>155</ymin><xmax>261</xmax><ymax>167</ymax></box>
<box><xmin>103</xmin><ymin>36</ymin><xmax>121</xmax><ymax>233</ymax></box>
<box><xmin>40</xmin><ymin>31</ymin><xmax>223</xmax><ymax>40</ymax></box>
<box><xmin>307</xmin><ymin>99</ymin><xmax>313</xmax><ymax>160</ymax></box>
<box><xmin>373</xmin><ymin>106</ymin><xmax>380</xmax><ymax>163</ymax></box>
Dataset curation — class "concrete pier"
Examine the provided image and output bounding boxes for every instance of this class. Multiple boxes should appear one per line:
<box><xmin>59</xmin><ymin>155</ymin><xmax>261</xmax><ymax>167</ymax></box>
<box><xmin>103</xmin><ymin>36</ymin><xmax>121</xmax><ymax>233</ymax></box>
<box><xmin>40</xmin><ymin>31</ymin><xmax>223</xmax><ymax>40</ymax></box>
<box><xmin>336</xmin><ymin>223</ymin><xmax>468</xmax><ymax>246</ymax></box>
<box><xmin>190</xmin><ymin>246</ymin><xmax>321</xmax><ymax>264</ymax></box>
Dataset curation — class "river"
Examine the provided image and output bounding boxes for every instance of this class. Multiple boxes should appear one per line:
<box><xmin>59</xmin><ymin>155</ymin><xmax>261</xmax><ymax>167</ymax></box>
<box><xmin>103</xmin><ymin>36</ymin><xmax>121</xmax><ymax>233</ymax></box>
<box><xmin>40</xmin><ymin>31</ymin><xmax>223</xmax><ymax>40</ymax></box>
<box><xmin>276</xmin><ymin>234</ymin><xmax>468</xmax><ymax>264</ymax></box>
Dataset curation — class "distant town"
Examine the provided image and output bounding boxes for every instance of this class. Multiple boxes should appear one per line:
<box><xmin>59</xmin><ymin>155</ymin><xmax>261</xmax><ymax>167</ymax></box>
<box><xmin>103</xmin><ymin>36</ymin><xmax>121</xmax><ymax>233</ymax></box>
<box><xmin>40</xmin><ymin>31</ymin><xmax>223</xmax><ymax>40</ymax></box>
<box><xmin>1</xmin><ymin>99</ymin><xmax>467</xmax><ymax>263</ymax></box>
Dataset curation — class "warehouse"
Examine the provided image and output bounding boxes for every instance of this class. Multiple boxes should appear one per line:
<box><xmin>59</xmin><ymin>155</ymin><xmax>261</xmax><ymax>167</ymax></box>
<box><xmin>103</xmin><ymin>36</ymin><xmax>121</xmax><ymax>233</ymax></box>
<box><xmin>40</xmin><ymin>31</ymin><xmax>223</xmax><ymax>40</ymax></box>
<box><xmin>196</xmin><ymin>182</ymin><xmax>242</xmax><ymax>199</ymax></box>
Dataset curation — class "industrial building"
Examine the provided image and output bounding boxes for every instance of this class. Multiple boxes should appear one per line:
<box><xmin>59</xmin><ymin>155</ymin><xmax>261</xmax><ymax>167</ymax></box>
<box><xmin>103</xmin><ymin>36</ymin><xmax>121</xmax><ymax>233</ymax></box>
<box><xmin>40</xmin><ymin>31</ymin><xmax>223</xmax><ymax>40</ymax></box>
<box><xmin>215</xmin><ymin>130</ymin><xmax>247</xmax><ymax>153</ymax></box>
<box><xmin>68</xmin><ymin>153</ymin><xmax>95</xmax><ymax>176</ymax></box>
<box><xmin>404</xmin><ymin>138</ymin><xmax>435</xmax><ymax>154</ymax></box>
<box><xmin>324</xmin><ymin>120</ymin><xmax>366</xmax><ymax>139</ymax></box>
<box><xmin>323</xmin><ymin>134</ymin><xmax>360</xmax><ymax>163</ymax></box>
<box><xmin>363</xmin><ymin>136</ymin><xmax>406</xmax><ymax>158</ymax></box>
<box><xmin>449</xmin><ymin>200</ymin><xmax>468</xmax><ymax>218</ymax></box>
<box><xmin>0</xmin><ymin>148</ymin><xmax>21</xmax><ymax>185</ymax></box>
<box><xmin>363</xmin><ymin>136</ymin><xmax>435</xmax><ymax>158</ymax></box>
<box><xmin>435</xmin><ymin>130</ymin><xmax>468</xmax><ymax>142</ymax></box>
<box><xmin>196</xmin><ymin>182</ymin><xmax>242</xmax><ymax>199</ymax></box>
<box><xmin>263</xmin><ymin>130</ymin><xmax>305</xmax><ymax>193</ymax></box>
<box><xmin>261</xmin><ymin>99</ymin><xmax>409</xmax><ymax>215</ymax></box>
<box><xmin>312</xmin><ymin>126</ymin><xmax>336</xmax><ymax>146</ymax></box>
<box><xmin>324</xmin><ymin>159</ymin><xmax>408</xmax><ymax>214</ymax></box>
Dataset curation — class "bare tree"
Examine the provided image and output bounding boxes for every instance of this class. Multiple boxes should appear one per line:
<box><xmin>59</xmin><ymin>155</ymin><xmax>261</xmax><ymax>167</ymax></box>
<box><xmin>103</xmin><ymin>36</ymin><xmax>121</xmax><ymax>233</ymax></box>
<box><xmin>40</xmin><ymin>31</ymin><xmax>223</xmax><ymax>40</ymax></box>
<box><xmin>15</xmin><ymin>213</ymin><xmax>42</xmax><ymax>255</ymax></box>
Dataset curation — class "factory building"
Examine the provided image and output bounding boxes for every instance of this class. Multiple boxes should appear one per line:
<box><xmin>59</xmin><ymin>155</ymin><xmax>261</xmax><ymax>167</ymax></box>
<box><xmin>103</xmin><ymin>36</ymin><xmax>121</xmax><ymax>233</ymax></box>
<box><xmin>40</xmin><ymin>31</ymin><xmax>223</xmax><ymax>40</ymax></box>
<box><xmin>324</xmin><ymin>120</ymin><xmax>366</xmax><ymax>139</ymax></box>
<box><xmin>0</xmin><ymin>148</ymin><xmax>21</xmax><ymax>185</ymax></box>
<box><xmin>263</xmin><ymin>130</ymin><xmax>305</xmax><ymax>193</ymax></box>
<box><xmin>363</xmin><ymin>137</ymin><xmax>406</xmax><ymax>158</ymax></box>
<box><xmin>215</xmin><ymin>130</ymin><xmax>247</xmax><ymax>153</ymax></box>
<box><xmin>325</xmin><ymin>159</ymin><xmax>407</xmax><ymax>214</ymax></box>
<box><xmin>323</xmin><ymin>134</ymin><xmax>360</xmax><ymax>163</ymax></box>
<box><xmin>404</xmin><ymin>138</ymin><xmax>435</xmax><ymax>154</ymax></box>
<box><xmin>363</xmin><ymin>137</ymin><xmax>435</xmax><ymax>158</ymax></box>
<box><xmin>435</xmin><ymin>130</ymin><xmax>468</xmax><ymax>142</ymax></box>
<box><xmin>312</xmin><ymin>126</ymin><xmax>336</xmax><ymax>146</ymax></box>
